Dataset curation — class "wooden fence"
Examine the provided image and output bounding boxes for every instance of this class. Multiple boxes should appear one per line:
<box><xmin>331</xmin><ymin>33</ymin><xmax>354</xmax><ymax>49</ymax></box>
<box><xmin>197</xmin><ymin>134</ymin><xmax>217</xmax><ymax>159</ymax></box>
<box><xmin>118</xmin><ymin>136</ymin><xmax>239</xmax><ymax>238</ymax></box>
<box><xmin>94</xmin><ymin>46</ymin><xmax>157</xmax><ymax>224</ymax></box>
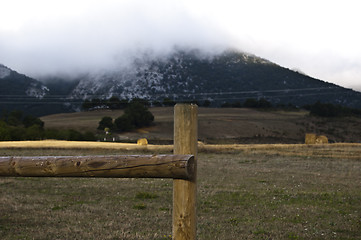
<box><xmin>0</xmin><ymin>104</ymin><xmax>198</xmax><ymax>240</ymax></box>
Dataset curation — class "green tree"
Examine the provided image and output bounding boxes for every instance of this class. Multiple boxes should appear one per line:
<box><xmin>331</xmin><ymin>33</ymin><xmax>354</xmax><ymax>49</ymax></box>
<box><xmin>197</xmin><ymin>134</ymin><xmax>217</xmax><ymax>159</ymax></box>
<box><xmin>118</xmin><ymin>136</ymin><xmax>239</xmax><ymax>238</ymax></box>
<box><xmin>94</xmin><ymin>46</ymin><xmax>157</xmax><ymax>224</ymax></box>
<box><xmin>309</xmin><ymin>101</ymin><xmax>347</xmax><ymax>117</ymax></box>
<box><xmin>82</xmin><ymin>100</ymin><xmax>92</xmax><ymax>110</ymax></box>
<box><xmin>113</xmin><ymin>102</ymin><xmax>154</xmax><ymax>132</ymax></box>
<box><xmin>66</xmin><ymin>129</ymin><xmax>84</xmax><ymax>141</ymax></box>
<box><xmin>9</xmin><ymin>127</ymin><xmax>24</xmax><ymax>140</ymax></box>
<box><xmin>24</xmin><ymin>125</ymin><xmax>43</xmax><ymax>140</ymax></box>
<box><xmin>44</xmin><ymin>129</ymin><xmax>63</xmax><ymax>140</ymax></box>
<box><xmin>202</xmin><ymin>100</ymin><xmax>211</xmax><ymax>107</ymax></box>
<box><xmin>114</xmin><ymin>114</ymin><xmax>134</xmax><ymax>132</ymax></box>
<box><xmin>243</xmin><ymin>98</ymin><xmax>272</xmax><ymax>108</ymax></box>
<box><xmin>130</xmin><ymin>98</ymin><xmax>150</xmax><ymax>107</ymax></box>
<box><xmin>124</xmin><ymin>102</ymin><xmax>154</xmax><ymax>128</ymax></box>
<box><xmin>82</xmin><ymin>131</ymin><xmax>96</xmax><ymax>141</ymax></box>
<box><xmin>163</xmin><ymin>98</ymin><xmax>176</xmax><ymax>106</ymax></box>
<box><xmin>23</xmin><ymin>115</ymin><xmax>44</xmax><ymax>128</ymax></box>
<box><xmin>231</xmin><ymin>101</ymin><xmax>242</xmax><ymax>108</ymax></box>
<box><xmin>97</xmin><ymin>116</ymin><xmax>114</xmax><ymax>130</ymax></box>
<box><xmin>243</xmin><ymin>98</ymin><xmax>258</xmax><ymax>108</ymax></box>
<box><xmin>7</xmin><ymin>110</ymin><xmax>23</xmax><ymax>126</ymax></box>
<box><xmin>107</xmin><ymin>96</ymin><xmax>121</xmax><ymax>109</ymax></box>
<box><xmin>258</xmin><ymin>98</ymin><xmax>272</xmax><ymax>108</ymax></box>
<box><xmin>0</xmin><ymin>121</ymin><xmax>11</xmax><ymax>140</ymax></box>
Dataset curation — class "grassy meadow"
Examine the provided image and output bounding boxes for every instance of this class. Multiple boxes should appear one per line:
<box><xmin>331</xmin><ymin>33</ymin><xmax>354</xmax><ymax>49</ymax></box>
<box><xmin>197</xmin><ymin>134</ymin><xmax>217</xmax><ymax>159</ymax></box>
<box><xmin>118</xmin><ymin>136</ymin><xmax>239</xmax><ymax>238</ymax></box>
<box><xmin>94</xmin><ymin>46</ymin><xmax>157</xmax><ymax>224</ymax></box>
<box><xmin>0</xmin><ymin>142</ymin><xmax>360</xmax><ymax>239</ymax></box>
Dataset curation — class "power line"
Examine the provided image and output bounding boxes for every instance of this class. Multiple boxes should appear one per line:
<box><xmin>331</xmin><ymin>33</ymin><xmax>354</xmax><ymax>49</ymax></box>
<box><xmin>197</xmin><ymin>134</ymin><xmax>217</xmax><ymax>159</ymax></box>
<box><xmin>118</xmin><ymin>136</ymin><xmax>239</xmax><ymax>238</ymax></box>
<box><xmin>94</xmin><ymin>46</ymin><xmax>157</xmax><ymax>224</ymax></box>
<box><xmin>0</xmin><ymin>86</ymin><xmax>344</xmax><ymax>98</ymax></box>
<box><xmin>0</xmin><ymin>87</ymin><xmax>354</xmax><ymax>104</ymax></box>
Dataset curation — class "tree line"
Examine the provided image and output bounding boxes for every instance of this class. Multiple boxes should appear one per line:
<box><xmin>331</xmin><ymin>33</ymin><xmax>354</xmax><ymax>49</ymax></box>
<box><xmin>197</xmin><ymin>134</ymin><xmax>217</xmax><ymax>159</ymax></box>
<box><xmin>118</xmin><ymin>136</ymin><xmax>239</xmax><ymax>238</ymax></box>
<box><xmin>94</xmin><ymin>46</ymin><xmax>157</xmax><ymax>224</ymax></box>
<box><xmin>97</xmin><ymin>100</ymin><xmax>154</xmax><ymax>132</ymax></box>
<box><xmin>305</xmin><ymin>101</ymin><xmax>361</xmax><ymax>117</ymax></box>
<box><xmin>220</xmin><ymin>98</ymin><xmax>361</xmax><ymax>117</ymax></box>
<box><xmin>85</xmin><ymin>96</ymin><xmax>361</xmax><ymax>118</ymax></box>
<box><xmin>221</xmin><ymin>98</ymin><xmax>273</xmax><ymax>109</ymax></box>
<box><xmin>0</xmin><ymin>110</ymin><xmax>95</xmax><ymax>141</ymax></box>
<box><xmin>82</xmin><ymin>96</ymin><xmax>205</xmax><ymax>110</ymax></box>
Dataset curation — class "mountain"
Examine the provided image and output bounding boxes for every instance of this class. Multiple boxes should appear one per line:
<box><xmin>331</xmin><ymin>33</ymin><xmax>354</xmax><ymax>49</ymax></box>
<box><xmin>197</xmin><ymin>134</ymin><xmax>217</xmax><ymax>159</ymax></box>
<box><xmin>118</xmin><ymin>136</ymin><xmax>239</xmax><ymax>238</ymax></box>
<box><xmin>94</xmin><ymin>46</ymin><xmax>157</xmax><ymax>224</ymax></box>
<box><xmin>0</xmin><ymin>64</ymin><xmax>48</xmax><ymax>115</ymax></box>
<box><xmin>2</xmin><ymin>49</ymin><xmax>361</xmax><ymax>116</ymax></box>
<box><xmin>67</xmin><ymin>49</ymin><xmax>361</xmax><ymax>109</ymax></box>
<box><xmin>0</xmin><ymin>64</ymin><xmax>48</xmax><ymax>98</ymax></box>
<box><xmin>0</xmin><ymin>64</ymin><xmax>72</xmax><ymax>116</ymax></box>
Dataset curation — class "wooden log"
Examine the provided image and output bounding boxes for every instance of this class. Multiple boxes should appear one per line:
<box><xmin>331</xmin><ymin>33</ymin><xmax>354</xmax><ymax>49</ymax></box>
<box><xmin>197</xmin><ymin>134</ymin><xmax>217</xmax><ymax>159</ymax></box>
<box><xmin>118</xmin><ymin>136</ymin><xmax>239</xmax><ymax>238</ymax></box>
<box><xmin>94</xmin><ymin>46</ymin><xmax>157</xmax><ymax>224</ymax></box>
<box><xmin>173</xmin><ymin>104</ymin><xmax>198</xmax><ymax>240</ymax></box>
<box><xmin>0</xmin><ymin>155</ymin><xmax>195</xmax><ymax>179</ymax></box>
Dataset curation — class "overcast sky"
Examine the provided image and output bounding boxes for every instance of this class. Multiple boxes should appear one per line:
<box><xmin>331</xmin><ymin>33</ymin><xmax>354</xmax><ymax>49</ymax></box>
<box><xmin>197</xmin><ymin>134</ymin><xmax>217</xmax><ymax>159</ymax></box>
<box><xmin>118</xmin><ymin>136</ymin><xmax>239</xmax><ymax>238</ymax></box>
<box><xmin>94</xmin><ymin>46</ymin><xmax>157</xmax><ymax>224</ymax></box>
<box><xmin>1</xmin><ymin>0</ymin><xmax>360</xmax><ymax>90</ymax></box>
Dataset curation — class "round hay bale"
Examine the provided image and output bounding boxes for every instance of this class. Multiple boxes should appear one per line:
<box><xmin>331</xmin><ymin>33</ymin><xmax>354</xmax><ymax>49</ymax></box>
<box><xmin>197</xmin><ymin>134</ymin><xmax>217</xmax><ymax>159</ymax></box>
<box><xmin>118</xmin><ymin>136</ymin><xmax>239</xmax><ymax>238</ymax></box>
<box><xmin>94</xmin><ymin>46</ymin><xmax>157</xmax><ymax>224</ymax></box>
<box><xmin>316</xmin><ymin>135</ymin><xmax>328</xmax><ymax>144</ymax></box>
<box><xmin>137</xmin><ymin>138</ymin><xmax>148</xmax><ymax>146</ymax></box>
<box><xmin>305</xmin><ymin>133</ymin><xmax>317</xmax><ymax>144</ymax></box>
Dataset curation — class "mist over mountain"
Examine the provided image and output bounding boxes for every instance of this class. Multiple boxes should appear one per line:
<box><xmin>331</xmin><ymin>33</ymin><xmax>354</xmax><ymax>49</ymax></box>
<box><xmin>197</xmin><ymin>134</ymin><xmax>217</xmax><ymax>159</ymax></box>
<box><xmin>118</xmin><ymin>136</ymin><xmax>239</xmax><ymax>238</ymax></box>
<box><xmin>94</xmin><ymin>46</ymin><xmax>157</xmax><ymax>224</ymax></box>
<box><xmin>65</xmin><ymin>49</ymin><xmax>361</xmax><ymax>109</ymax></box>
<box><xmin>2</xmin><ymin>49</ymin><xmax>361</xmax><ymax>116</ymax></box>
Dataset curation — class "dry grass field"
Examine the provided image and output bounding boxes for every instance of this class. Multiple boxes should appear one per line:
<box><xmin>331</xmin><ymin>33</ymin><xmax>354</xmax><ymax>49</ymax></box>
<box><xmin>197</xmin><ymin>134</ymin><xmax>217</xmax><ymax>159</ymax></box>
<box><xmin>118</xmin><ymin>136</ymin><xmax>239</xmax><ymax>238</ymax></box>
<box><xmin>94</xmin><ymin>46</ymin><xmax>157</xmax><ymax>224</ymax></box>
<box><xmin>40</xmin><ymin>107</ymin><xmax>361</xmax><ymax>144</ymax></box>
<box><xmin>0</xmin><ymin>141</ymin><xmax>360</xmax><ymax>239</ymax></box>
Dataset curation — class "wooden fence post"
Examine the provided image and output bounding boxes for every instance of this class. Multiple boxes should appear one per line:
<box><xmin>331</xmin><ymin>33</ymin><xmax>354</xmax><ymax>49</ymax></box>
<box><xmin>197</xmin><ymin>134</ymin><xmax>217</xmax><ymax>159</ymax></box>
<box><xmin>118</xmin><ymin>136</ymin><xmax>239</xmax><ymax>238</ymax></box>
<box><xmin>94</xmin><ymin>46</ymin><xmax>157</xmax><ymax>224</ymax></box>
<box><xmin>173</xmin><ymin>104</ymin><xmax>198</xmax><ymax>240</ymax></box>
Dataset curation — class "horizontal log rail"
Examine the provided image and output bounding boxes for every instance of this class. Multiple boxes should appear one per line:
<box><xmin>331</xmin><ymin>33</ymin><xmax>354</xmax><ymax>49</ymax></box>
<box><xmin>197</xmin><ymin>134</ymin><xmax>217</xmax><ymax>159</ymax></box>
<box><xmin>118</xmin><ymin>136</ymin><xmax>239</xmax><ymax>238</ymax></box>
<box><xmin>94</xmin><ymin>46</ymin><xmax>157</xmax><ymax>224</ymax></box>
<box><xmin>0</xmin><ymin>104</ymin><xmax>198</xmax><ymax>240</ymax></box>
<box><xmin>0</xmin><ymin>154</ymin><xmax>195</xmax><ymax>179</ymax></box>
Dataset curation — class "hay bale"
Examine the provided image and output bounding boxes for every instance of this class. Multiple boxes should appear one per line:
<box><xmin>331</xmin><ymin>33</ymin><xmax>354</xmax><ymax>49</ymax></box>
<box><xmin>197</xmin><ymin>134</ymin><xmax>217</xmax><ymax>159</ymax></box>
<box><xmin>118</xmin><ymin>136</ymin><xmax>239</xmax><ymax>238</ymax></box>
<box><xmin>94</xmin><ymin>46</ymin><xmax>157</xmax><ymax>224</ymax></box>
<box><xmin>137</xmin><ymin>138</ymin><xmax>148</xmax><ymax>146</ymax></box>
<box><xmin>305</xmin><ymin>133</ymin><xmax>328</xmax><ymax>144</ymax></box>
<box><xmin>316</xmin><ymin>135</ymin><xmax>328</xmax><ymax>144</ymax></box>
<box><xmin>305</xmin><ymin>133</ymin><xmax>317</xmax><ymax>144</ymax></box>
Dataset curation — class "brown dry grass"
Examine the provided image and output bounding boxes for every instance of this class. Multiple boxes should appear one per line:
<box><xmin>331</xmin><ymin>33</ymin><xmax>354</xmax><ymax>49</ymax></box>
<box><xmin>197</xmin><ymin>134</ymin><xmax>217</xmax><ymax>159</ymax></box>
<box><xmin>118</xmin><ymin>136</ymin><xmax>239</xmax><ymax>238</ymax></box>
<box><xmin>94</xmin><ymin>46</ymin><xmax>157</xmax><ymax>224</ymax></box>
<box><xmin>1</xmin><ymin>140</ymin><xmax>361</xmax><ymax>159</ymax></box>
<box><xmin>0</xmin><ymin>142</ymin><xmax>361</xmax><ymax>239</ymax></box>
<box><xmin>40</xmin><ymin>107</ymin><xmax>361</xmax><ymax>144</ymax></box>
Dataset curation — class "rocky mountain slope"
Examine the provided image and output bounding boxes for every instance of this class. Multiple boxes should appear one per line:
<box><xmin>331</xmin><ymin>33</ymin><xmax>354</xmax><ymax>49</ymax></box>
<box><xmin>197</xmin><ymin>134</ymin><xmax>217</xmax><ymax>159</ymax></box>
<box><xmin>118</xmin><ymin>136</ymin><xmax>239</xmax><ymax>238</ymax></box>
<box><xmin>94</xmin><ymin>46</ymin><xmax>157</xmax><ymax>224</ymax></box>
<box><xmin>0</xmin><ymin>64</ymin><xmax>51</xmax><ymax>115</ymax></box>
<box><xmin>67</xmin><ymin>49</ymin><xmax>361</xmax><ymax>108</ymax></box>
<box><xmin>0</xmin><ymin>64</ymin><xmax>48</xmax><ymax>98</ymax></box>
<box><xmin>0</xmin><ymin>64</ymin><xmax>73</xmax><ymax>116</ymax></box>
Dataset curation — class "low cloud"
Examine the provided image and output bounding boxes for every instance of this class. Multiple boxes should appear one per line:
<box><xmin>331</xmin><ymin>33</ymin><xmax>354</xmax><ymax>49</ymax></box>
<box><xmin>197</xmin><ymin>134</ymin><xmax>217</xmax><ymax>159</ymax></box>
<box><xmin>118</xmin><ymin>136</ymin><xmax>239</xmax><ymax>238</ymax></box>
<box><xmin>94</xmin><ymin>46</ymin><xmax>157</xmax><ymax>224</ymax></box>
<box><xmin>0</xmin><ymin>0</ymin><xmax>234</xmax><ymax>78</ymax></box>
<box><xmin>1</xmin><ymin>0</ymin><xmax>360</xmax><ymax>91</ymax></box>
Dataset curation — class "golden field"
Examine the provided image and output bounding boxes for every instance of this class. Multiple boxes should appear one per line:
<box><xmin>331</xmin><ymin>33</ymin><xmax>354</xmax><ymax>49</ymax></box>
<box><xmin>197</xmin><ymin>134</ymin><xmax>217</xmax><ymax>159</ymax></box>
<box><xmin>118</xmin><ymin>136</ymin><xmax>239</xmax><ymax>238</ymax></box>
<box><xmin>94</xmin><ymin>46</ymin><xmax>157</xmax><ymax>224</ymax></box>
<box><xmin>1</xmin><ymin>139</ymin><xmax>360</xmax><ymax>159</ymax></box>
